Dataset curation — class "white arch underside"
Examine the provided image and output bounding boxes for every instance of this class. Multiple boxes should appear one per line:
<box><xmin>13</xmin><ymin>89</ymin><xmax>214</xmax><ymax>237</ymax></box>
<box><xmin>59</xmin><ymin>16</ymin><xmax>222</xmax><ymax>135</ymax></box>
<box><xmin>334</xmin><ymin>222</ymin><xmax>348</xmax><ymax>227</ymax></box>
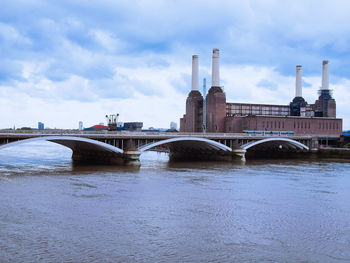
<box><xmin>0</xmin><ymin>136</ymin><xmax>124</xmax><ymax>154</ymax></box>
<box><xmin>139</xmin><ymin>137</ymin><xmax>232</xmax><ymax>152</ymax></box>
<box><xmin>241</xmin><ymin>137</ymin><xmax>309</xmax><ymax>151</ymax></box>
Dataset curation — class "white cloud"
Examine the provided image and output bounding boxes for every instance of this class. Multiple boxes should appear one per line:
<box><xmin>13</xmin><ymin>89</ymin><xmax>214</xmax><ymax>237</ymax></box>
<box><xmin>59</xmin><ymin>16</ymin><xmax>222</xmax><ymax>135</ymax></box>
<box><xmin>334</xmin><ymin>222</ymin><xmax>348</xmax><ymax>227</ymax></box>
<box><xmin>0</xmin><ymin>62</ymin><xmax>190</xmax><ymax>129</ymax></box>
<box><xmin>3</xmin><ymin>62</ymin><xmax>350</xmax><ymax>130</ymax></box>
<box><xmin>88</xmin><ymin>29</ymin><xmax>125</xmax><ymax>52</ymax></box>
<box><xmin>0</xmin><ymin>22</ymin><xmax>31</xmax><ymax>45</ymax></box>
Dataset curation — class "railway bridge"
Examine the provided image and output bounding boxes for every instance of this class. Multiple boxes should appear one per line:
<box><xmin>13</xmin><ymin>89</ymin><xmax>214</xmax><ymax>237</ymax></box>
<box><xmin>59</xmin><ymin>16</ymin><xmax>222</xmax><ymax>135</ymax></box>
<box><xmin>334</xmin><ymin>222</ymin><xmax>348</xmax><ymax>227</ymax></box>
<box><xmin>0</xmin><ymin>131</ymin><xmax>326</xmax><ymax>165</ymax></box>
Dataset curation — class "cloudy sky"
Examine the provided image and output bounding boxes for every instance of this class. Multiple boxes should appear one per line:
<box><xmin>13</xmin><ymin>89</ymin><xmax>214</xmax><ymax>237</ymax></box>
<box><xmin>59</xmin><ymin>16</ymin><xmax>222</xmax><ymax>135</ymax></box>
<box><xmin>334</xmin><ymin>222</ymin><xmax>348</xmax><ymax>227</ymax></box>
<box><xmin>1</xmin><ymin>0</ymin><xmax>350</xmax><ymax>130</ymax></box>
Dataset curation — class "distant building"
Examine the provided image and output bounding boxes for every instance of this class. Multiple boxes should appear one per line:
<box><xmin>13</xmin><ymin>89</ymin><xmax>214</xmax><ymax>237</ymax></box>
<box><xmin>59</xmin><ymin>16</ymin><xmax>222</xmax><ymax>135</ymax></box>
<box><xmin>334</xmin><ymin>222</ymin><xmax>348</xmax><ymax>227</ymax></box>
<box><xmin>170</xmin><ymin>122</ymin><xmax>178</xmax><ymax>130</ymax></box>
<box><xmin>83</xmin><ymin>122</ymin><xmax>142</xmax><ymax>132</ymax></box>
<box><xmin>79</xmin><ymin>121</ymin><xmax>83</xmax><ymax>131</ymax></box>
<box><xmin>123</xmin><ymin>122</ymin><xmax>143</xmax><ymax>131</ymax></box>
<box><xmin>38</xmin><ymin>122</ymin><xmax>44</xmax><ymax>130</ymax></box>
<box><xmin>180</xmin><ymin>49</ymin><xmax>342</xmax><ymax>136</ymax></box>
<box><xmin>84</xmin><ymin>125</ymin><xmax>108</xmax><ymax>131</ymax></box>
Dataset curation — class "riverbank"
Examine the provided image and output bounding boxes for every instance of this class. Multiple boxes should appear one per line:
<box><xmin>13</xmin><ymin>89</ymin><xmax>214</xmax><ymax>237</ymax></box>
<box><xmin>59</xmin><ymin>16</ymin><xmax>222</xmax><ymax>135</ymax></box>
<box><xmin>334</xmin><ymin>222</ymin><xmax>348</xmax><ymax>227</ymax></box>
<box><xmin>315</xmin><ymin>147</ymin><xmax>350</xmax><ymax>158</ymax></box>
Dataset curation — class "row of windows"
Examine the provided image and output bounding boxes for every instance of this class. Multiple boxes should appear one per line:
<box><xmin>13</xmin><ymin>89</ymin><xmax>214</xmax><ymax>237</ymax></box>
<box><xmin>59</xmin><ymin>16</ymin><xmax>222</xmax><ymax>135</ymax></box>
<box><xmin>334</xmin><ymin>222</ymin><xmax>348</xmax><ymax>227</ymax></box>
<box><xmin>227</xmin><ymin>106</ymin><xmax>290</xmax><ymax>116</ymax></box>
<box><xmin>294</xmin><ymin>121</ymin><xmax>339</xmax><ymax>130</ymax></box>
<box><xmin>294</xmin><ymin>122</ymin><xmax>311</xmax><ymax>129</ymax></box>
<box><xmin>263</xmin><ymin>121</ymin><xmax>285</xmax><ymax>129</ymax></box>
<box><xmin>318</xmin><ymin>122</ymin><xmax>339</xmax><ymax>130</ymax></box>
<box><xmin>228</xmin><ymin>109</ymin><xmax>289</xmax><ymax>115</ymax></box>
<box><xmin>228</xmin><ymin>104</ymin><xmax>289</xmax><ymax>111</ymax></box>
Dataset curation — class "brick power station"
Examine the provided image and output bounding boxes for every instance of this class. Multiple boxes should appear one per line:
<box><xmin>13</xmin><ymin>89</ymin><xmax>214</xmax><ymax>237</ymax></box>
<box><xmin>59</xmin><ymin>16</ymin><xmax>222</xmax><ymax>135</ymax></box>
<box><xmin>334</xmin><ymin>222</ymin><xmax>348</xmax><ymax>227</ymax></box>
<box><xmin>180</xmin><ymin>49</ymin><xmax>342</xmax><ymax>136</ymax></box>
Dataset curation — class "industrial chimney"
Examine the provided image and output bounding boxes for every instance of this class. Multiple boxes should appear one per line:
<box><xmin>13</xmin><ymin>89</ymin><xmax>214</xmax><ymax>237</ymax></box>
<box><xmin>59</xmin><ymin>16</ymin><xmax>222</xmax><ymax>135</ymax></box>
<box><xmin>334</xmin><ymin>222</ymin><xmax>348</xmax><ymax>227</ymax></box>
<box><xmin>191</xmin><ymin>55</ymin><xmax>199</xmax><ymax>91</ymax></box>
<box><xmin>295</xmin><ymin>65</ymin><xmax>302</xmax><ymax>97</ymax></box>
<box><xmin>211</xmin><ymin>48</ymin><xmax>220</xmax><ymax>87</ymax></box>
<box><xmin>315</xmin><ymin>60</ymin><xmax>335</xmax><ymax>117</ymax></box>
<box><xmin>322</xmin><ymin>60</ymin><xmax>329</xmax><ymax>90</ymax></box>
<box><xmin>290</xmin><ymin>64</ymin><xmax>307</xmax><ymax>116</ymax></box>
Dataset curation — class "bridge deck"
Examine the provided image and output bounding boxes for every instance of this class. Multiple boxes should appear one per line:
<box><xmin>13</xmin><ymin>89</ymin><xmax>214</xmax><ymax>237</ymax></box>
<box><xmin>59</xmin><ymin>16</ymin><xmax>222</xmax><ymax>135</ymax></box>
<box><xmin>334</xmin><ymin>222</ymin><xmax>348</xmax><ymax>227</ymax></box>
<box><xmin>0</xmin><ymin>131</ymin><xmax>322</xmax><ymax>140</ymax></box>
<box><xmin>0</xmin><ymin>130</ymin><xmax>337</xmax><ymax>164</ymax></box>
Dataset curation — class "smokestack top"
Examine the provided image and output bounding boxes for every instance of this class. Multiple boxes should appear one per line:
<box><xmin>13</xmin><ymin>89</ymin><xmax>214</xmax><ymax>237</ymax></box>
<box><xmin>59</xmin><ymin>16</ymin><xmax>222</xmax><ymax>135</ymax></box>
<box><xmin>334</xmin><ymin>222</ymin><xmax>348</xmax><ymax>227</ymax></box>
<box><xmin>212</xmin><ymin>48</ymin><xmax>219</xmax><ymax>56</ymax></box>
<box><xmin>191</xmin><ymin>54</ymin><xmax>199</xmax><ymax>91</ymax></box>
<box><xmin>322</xmin><ymin>60</ymin><xmax>329</xmax><ymax>90</ymax></box>
<box><xmin>295</xmin><ymin>65</ymin><xmax>302</xmax><ymax>97</ymax></box>
<box><xmin>212</xmin><ymin>48</ymin><xmax>220</xmax><ymax>87</ymax></box>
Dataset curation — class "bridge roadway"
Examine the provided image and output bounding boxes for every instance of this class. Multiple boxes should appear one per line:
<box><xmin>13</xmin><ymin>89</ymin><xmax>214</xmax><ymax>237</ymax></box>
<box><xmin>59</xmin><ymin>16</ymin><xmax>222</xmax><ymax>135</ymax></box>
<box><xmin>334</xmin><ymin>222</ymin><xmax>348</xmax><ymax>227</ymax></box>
<box><xmin>0</xmin><ymin>130</ymin><xmax>327</xmax><ymax>165</ymax></box>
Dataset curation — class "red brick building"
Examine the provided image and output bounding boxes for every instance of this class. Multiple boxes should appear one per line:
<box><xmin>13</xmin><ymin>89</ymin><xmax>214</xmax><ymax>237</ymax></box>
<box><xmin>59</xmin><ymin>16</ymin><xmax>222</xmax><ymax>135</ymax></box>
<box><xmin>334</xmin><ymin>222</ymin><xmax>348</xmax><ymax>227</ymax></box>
<box><xmin>180</xmin><ymin>50</ymin><xmax>342</xmax><ymax>136</ymax></box>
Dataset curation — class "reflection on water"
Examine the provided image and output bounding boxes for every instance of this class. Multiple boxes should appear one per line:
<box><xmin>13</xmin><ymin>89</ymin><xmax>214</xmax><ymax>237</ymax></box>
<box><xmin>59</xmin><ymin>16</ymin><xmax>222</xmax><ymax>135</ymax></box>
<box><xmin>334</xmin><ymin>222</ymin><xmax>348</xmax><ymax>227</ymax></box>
<box><xmin>1</xmin><ymin>142</ymin><xmax>350</xmax><ymax>262</ymax></box>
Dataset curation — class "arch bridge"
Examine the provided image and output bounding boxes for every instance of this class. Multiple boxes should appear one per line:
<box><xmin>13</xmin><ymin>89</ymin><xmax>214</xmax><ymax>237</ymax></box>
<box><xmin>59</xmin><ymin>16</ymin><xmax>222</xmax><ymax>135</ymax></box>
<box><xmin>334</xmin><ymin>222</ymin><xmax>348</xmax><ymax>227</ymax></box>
<box><xmin>0</xmin><ymin>131</ymin><xmax>317</xmax><ymax>165</ymax></box>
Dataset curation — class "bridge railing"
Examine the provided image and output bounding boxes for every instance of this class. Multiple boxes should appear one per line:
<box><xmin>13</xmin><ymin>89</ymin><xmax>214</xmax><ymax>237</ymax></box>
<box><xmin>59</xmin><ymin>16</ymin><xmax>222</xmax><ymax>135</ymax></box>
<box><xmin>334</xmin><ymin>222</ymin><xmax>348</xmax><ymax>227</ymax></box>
<box><xmin>0</xmin><ymin>129</ymin><xmax>337</xmax><ymax>139</ymax></box>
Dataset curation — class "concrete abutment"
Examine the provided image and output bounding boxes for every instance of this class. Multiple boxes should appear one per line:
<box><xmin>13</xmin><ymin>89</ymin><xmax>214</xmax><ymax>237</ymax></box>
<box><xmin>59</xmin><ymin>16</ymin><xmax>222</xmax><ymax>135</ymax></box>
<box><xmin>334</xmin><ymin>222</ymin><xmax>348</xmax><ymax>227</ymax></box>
<box><xmin>123</xmin><ymin>150</ymin><xmax>141</xmax><ymax>166</ymax></box>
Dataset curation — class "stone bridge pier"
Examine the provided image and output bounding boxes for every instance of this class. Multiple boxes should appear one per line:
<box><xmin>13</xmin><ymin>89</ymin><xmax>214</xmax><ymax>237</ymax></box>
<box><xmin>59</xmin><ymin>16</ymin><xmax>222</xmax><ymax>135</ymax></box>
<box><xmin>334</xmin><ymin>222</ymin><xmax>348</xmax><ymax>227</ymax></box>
<box><xmin>122</xmin><ymin>139</ymin><xmax>141</xmax><ymax>166</ymax></box>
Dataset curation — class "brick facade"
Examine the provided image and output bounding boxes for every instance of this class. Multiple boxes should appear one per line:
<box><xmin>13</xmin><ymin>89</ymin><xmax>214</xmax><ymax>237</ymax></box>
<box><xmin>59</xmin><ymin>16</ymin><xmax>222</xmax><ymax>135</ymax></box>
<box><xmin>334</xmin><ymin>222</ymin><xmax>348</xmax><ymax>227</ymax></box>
<box><xmin>205</xmin><ymin>86</ymin><xmax>226</xmax><ymax>132</ymax></box>
<box><xmin>180</xmin><ymin>90</ymin><xmax>203</xmax><ymax>132</ymax></box>
<box><xmin>225</xmin><ymin>115</ymin><xmax>342</xmax><ymax>135</ymax></box>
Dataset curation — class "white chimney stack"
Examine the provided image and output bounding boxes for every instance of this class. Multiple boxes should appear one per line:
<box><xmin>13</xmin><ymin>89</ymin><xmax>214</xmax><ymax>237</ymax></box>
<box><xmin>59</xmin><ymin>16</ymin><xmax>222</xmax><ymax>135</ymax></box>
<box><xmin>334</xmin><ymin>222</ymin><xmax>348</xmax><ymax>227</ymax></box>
<box><xmin>211</xmin><ymin>48</ymin><xmax>220</xmax><ymax>87</ymax></box>
<box><xmin>322</xmin><ymin>60</ymin><xmax>329</xmax><ymax>90</ymax></box>
<box><xmin>191</xmin><ymin>55</ymin><xmax>199</xmax><ymax>91</ymax></box>
<box><xmin>296</xmin><ymin>65</ymin><xmax>302</xmax><ymax>97</ymax></box>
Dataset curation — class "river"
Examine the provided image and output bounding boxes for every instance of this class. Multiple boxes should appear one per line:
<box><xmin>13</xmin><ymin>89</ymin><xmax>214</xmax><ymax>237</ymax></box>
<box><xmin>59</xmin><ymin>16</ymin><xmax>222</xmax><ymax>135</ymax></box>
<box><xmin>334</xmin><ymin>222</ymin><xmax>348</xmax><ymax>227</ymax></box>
<box><xmin>0</xmin><ymin>141</ymin><xmax>350</xmax><ymax>262</ymax></box>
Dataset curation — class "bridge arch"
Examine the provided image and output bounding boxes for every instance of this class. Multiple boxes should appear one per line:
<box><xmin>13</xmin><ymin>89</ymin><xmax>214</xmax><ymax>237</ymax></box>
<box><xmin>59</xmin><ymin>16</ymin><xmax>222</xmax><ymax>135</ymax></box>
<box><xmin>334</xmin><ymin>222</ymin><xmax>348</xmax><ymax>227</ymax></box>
<box><xmin>241</xmin><ymin>137</ymin><xmax>309</xmax><ymax>151</ymax></box>
<box><xmin>139</xmin><ymin>137</ymin><xmax>232</xmax><ymax>152</ymax></box>
<box><xmin>0</xmin><ymin>136</ymin><xmax>124</xmax><ymax>154</ymax></box>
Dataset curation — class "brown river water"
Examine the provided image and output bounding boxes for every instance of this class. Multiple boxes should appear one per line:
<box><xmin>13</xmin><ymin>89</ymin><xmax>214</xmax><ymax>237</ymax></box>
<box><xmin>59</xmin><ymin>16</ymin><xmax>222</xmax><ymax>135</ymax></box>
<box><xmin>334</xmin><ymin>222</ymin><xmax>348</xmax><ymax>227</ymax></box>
<box><xmin>0</xmin><ymin>141</ymin><xmax>350</xmax><ymax>262</ymax></box>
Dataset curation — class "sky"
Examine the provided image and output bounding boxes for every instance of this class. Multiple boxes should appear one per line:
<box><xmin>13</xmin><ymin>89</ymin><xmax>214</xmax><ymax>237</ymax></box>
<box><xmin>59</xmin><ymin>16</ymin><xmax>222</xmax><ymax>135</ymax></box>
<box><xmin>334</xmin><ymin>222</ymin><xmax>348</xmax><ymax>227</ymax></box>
<box><xmin>1</xmin><ymin>0</ymin><xmax>350</xmax><ymax>130</ymax></box>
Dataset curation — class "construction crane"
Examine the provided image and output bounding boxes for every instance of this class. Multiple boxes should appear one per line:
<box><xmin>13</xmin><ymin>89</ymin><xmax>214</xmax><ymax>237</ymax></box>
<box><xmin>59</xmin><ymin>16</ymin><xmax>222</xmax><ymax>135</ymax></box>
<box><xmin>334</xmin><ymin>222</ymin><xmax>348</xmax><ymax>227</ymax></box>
<box><xmin>105</xmin><ymin>114</ymin><xmax>119</xmax><ymax>131</ymax></box>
